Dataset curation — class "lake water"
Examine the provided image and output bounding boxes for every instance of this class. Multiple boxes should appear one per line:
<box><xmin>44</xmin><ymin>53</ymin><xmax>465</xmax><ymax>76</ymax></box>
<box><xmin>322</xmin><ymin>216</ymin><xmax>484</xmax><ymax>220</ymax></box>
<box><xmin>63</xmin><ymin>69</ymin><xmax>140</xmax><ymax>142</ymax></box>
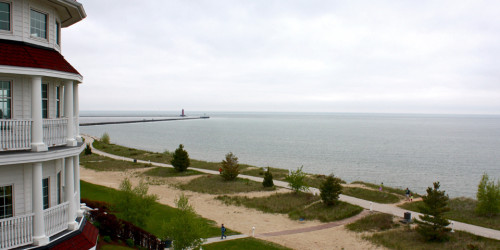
<box><xmin>80</xmin><ymin>111</ymin><xmax>500</xmax><ymax>198</ymax></box>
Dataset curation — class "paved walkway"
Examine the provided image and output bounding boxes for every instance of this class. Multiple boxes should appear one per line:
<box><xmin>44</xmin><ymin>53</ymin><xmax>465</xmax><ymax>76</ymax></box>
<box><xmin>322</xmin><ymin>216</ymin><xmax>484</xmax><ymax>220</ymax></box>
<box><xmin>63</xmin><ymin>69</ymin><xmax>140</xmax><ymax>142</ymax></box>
<box><xmin>82</xmin><ymin>135</ymin><xmax>500</xmax><ymax>241</ymax></box>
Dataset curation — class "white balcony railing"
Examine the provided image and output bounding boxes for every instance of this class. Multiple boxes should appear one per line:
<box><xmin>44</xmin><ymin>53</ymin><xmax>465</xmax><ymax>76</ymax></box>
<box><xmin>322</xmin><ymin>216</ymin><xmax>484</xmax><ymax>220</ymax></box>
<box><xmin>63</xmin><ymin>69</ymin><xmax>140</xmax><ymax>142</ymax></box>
<box><xmin>0</xmin><ymin>120</ymin><xmax>32</xmax><ymax>151</ymax></box>
<box><xmin>44</xmin><ymin>201</ymin><xmax>69</xmax><ymax>237</ymax></box>
<box><xmin>43</xmin><ymin>118</ymin><xmax>68</xmax><ymax>147</ymax></box>
<box><xmin>0</xmin><ymin>213</ymin><xmax>34</xmax><ymax>249</ymax></box>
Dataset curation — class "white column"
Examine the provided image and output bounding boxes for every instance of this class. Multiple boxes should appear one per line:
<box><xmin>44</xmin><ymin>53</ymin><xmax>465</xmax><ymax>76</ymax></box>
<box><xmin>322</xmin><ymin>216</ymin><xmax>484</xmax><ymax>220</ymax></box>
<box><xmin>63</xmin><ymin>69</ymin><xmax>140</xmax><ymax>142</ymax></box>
<box><xmin>73</xmin><ymin>83</ymin><xmax>82</xmax><ymax>142</ymax></box>
<box><xmin>64</xmin><ymin>81</ymin><xmax>76</xmax><ymax>146</ymax></box>
<box><xmin>65</xmin><ymin>157</ymin><xmax>78</xmax><ymax>230</ymax></box>
<box><xmin>31</xmin><ymin>76</ymin><xmax>47</xmax><ymax>152</ymax></box>
<box><xmin>73</xmin><ymin>155</ymin><xmax>83</xmax><ymax>216</ymax></box>
<box><xmin>32</xmin><ymin>162</ymin><xmax>48</xmax><ymax>246</ymax></box>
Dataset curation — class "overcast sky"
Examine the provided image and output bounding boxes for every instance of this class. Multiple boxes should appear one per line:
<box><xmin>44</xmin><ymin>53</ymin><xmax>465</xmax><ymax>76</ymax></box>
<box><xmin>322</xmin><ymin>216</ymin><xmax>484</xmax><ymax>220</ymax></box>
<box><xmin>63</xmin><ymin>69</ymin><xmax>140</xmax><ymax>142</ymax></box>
<box><xmin>64</xmin><ymin>0</ymin><xmax>500</xmax><ymax>114</ymax></box>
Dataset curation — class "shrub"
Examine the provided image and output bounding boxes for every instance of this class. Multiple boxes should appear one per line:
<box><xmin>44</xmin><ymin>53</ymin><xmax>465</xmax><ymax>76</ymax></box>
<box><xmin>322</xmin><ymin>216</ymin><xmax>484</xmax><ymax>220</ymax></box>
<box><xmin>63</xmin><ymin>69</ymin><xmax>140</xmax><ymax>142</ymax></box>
<box><xmin>115</xmin><ymin>178</ymin><xmax>158</xmax><ymax>227</ymax></box>
<box><xmin>171</xmin><ymin>144</ymin><xmax>191</xmax><ymax>172</ymax></box>
<box><xmin>126</xmin><ymin>238</ymin><xmax>134</xmax><ymax>247</ymax></box>
<box><xmin>163</xmin><ymin>194</ymin><xmax>204</xmax><ymax>250</ymax></box>
<box><xmin>476</xmin><ymin>173</ymin><xmax>500</xmax><ymax>217</ymax></box>
<box><xmin>416</xmin><ymin>182</ymin><xmax>451</xmax><ymax>242</ymax></box>
<box><xmin>101</xmin><ymin>132</ymin><xmax>110</xmax><ymax>144</ymax></box>
<box><xmin>262</xmin><ymin>167</ymin><xmax>274</xmax><ymax>187</ymax></box>
<box><xmin>285</xmin><ymin>166</ymin><xmax>309</xmax><ymax>193</ymax></box>
<box><xmin>221</xmin><ymin>152</ymin><xmax>240</xmax><ymax>181</ymax></box>
<box><xmin>103</xmin><ymin>235</ymin><xmax>111</xmax><ymax>243</ymax></box>
<box><xmin>320</xmin><ymin>174</ymin><xmax>342</xmax><ymax>206</ymax></box>
<box><xmin>84</xmin><ymin>143</ymin><xmax>92</xmax><ymax>155</ymax></box>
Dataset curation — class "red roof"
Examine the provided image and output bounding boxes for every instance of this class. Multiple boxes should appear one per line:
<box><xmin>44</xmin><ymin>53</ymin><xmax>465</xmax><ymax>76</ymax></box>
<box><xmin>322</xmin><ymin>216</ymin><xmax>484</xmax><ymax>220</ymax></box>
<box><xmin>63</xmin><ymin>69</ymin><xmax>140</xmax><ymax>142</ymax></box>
<box><xmin>51</xmin><ymin>221</ymin><xmax>99</xmax><ymax>250</ymax></box>
<box><xmin>0</xmin><ymin>40</ymin><xmax>81</xmax><ymax>75</ymax></box>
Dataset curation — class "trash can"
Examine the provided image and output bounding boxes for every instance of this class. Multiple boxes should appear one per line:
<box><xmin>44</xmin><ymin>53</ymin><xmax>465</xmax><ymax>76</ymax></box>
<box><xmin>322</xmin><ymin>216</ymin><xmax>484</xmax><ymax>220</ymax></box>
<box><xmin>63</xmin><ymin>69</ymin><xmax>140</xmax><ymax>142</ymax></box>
<box><xmin>404</xmin><ymin>212</ymin><xmax>411</xmax><ymax>222</ymax></box>
<box><xmin>164</xmin><ymin>239</ymin><xmax>172</xmax><ymax>248</ymax></box>
<box><xmin>133</xmin><ymin>159</ymin><xmax>137</xmax><ymax>163</ymax></box>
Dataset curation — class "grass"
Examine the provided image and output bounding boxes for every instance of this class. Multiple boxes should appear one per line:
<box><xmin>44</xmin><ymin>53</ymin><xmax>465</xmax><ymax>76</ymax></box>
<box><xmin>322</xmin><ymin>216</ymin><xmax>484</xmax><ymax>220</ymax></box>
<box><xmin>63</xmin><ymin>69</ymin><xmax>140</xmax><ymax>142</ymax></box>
<box><xmin>343</xmin><ymin>187</ymin><xmax>401</xmax><ymax>204</ymax></box>
<box><xmin>142</xmin><ymin>167</ymin><xmax>202</xmax><ymax>178</ymax></box>
<box><xmin>93</xmin><ymin>140</ymin><xmax>173</xmax><ymax>164</ymax></box>
<box><xmin>216</xmin><ymin>192</ymin><xmax>362</xmax><ymax>222</ymax></box>
<box><xmin>80</xmin><ymin>180</ymin><xmax>239</xmax><ymax>238</ymax></box>
<box><xmin>345</xmin><ymin>212</ymin><xmax>399</xmax><ymax>232</ymax></box>
<box><xmin>352</xmin><ymin>181</ymin><xmax>421</xmax><ymax>198</ymax></box>
<box><xmin>203</xmin><ymin>237</ymin><xmax>291</xmax><ymax>250</ymax></box>
<box><xmin>80</xmin><ymin>152</ymin><xmax>149</xmax><ymax>171</ymax></box>
<box><xmin>179</xmin><ymin>175</ymin><xmax>274</xmax><ymax>194</ymax></box>
<box><xmin>398</xmin><ymin>197</ymin><xmax>500</xmax><ymax>231</ymax></box>
<box><xmin>366</xmin><ymin>228</ymin><xmax>500</xmax><ymax>250</ymax></box>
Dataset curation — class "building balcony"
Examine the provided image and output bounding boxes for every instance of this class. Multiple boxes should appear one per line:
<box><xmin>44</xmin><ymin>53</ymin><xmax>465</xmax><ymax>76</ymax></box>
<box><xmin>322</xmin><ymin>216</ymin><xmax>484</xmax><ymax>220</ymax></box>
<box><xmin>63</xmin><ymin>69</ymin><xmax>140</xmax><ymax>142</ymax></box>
<box><xmin>0</xmin><ymin>118</ymin><xmax>78</xmax><ymax>152</ymax></box>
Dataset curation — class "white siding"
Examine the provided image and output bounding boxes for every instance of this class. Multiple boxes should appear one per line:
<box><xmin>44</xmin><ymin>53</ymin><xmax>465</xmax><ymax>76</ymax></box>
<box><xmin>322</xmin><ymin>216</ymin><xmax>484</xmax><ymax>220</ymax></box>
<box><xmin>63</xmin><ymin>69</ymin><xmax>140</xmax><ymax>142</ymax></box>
<box><xmin>0</xmin><ymin>164</ymin><xmax>26</xmax><ymax>216</ymax></box>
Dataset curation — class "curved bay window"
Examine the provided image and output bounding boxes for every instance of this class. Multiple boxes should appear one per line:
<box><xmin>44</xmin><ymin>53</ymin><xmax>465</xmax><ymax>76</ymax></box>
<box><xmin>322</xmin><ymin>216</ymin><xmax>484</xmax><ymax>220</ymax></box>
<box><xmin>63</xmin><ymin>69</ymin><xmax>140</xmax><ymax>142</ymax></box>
<box><xmin>0</xmin><ymin>80</ymin><xmax>11</xmax><ymax>119</ymax></box>
<box><xmin>0</xmin><ymin>185</ymin><xmax>13</xmax><ymax>219</ymax></box>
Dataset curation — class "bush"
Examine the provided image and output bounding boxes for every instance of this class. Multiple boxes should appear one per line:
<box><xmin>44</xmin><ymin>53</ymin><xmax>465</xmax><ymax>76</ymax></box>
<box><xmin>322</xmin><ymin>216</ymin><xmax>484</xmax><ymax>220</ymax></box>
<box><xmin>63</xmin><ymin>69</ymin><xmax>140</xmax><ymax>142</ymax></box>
<box><xmin>163</xmin><ymin>194</ymin><xmax>204</xmax><ymax>250</ymax></box>
<box><xmin>221</xmin><ymin>152</ymin><xmax>240</xmax><ymax>181</ymax></box>
<box><xmin>476</xmin><ymin>173</ymin><xmax>500</xmax><ymax>217</ymax></box>
<box><xmin>416</xmin><ymin>182</ymin><xmax>451</xmax><ymax>242</ymax></box>
<box><xmin>285</xmin><ymin>166</ymin><xmax>309</xmax><ymax>193</ymax></box>
<box><xmin>171</xmin><ymin>144</ymin><xmax>191</xmax><ymax>172</ymax></box>
<box><xmin>101</xmin><ymin>132</ymin><xmax>110</xmax><ymax>144</ymax></box>
<box><xmin>262</xmin><ymin>167</ymin><xmax>274</xmax><ymax>187</ymax></box>
<box><xmin>103</xmin><ymin>235</ymin><xmax>111</xmax><ymax>243</ymax></box>
<box><xmin>320</xmin><ymin>174</ymin><xmax>342</xmax><ymax>206</ymax></box>
<box><xmin>84</xmin><ymin>143</ymin><xmax>92</xmax><ymax>155</ymax></box>
<box><xmin>115</xmin><ymin>178</ymin><xmax>158</xmax><ymax>228</ymax></box>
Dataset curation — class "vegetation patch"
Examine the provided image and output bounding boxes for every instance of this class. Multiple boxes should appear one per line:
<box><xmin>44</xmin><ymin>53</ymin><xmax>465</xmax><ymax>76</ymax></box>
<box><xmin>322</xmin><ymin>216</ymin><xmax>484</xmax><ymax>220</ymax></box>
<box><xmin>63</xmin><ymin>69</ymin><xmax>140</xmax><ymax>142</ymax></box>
<box><xmin>203</xmin><ymin>237</ymin><xmax>291</xmax><ymax>250</ymax></box>
<box><xmin>346</xmin><ymin>213</ymin><xmax>398</xmax><ymax>232</ymax></box>
<box><xmin>399</xmin><ymin>197</ymin><xmax>500</xmax><ymax>231</ymax></box>
<box><xmin>289</xmin><ymin>201</ymin><xmax>363</xmax><ymax>222</ymax></box>
<box><xmin>343</xmin><ymin>187</ymin><xmax>401</xmax><ymax>204</ymax></box>
<box><xmin>365</xmin><ymin>227</ymin><xmax>500</xmax><ymax>250</ymax></box>
<box><xmin>81</xmin><ymin>180</ymin><xmax>239</xmax><ymax>238</ymax></box>
<box><xmin>142</xmin><ymin>167</ymin><xmax>202</xmax><ymax>178</ymax></box>
<box><xmin>352</xmin><ymin>181</ymin><xmax>420</xmax><ymax>198</ymax></box>
<box><xmin>179</xmin><ymin>175</ymin><xmax>274</xmax><ymax>194</ymax></box>
<box><xmin>80</xmin><ymin>153</ymin><xmax>148</xmax><ymax>171</ymax></box>
<box><xmin>93</xmin><ymin>140</ymin><xmax>173</xmax><ymax>163</ymax></box>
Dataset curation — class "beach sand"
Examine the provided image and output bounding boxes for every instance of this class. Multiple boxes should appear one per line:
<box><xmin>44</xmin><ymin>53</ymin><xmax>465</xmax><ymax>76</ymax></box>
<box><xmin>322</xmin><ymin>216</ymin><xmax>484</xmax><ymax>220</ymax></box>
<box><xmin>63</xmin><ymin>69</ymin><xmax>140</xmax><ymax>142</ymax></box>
<box><xmin>80</xmin><ymin>167</ymin><xmax>385</xmax><ymax>250</ymax></box>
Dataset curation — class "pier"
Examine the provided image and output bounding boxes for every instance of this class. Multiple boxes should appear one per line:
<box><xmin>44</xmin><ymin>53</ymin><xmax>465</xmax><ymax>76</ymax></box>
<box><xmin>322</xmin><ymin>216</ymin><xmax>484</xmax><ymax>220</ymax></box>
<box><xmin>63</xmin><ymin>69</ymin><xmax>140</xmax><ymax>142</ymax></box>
<box><xmin>79</xmin><ymin>116</ymin><xmax>208</xmax><ymax>126</ymax></box>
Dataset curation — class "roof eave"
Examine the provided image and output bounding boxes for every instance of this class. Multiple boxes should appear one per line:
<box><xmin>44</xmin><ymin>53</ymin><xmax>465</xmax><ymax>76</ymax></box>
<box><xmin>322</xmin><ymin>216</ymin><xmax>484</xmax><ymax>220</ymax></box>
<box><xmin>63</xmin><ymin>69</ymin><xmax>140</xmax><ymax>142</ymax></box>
<box><xmin>48</xmin><ymin>0</ymin><xmax>87</xmax><ymax>27</ymax></box>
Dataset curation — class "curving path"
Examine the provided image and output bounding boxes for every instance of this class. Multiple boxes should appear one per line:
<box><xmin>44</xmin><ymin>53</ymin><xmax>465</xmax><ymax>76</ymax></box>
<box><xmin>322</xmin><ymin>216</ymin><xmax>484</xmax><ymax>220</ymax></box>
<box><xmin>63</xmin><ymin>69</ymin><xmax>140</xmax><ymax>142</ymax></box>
<box><xmin>82</xmin><ymin>135</ymin><xmax>500</xmax><ymax>241</ymax></box>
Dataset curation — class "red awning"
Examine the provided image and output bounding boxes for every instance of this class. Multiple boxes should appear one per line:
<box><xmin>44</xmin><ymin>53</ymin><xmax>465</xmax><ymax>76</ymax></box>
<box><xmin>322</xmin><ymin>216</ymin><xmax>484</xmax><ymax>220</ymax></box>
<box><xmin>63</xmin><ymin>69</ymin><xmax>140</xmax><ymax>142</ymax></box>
<box><xmin>51</xmin><ymin>221</ymin><xmax>99</xmax><ymax>250</ymax></box>
<box><xmin>0</xmin><ymin>40</ymin><xmax>81</xmax><ymax>75</ymax></box>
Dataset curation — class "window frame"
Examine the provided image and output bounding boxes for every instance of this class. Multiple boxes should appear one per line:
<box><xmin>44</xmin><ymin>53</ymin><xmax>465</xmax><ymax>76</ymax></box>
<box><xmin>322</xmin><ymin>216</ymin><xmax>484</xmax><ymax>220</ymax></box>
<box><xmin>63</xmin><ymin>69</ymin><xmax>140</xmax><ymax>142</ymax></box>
<box><xmin>0</xmin><ymin>184</ymin><xmax>14</xmax><ymax>219</ymax></box>
<box><xmin>55</xmin><ymin>85</ymin><xmax>61</xmax><ymax>118</ymax></box>
<box><xmin>0</xmin><ymin>80</ymin><xmax>12</xmax><ymax>119</ymax></box>
<box><xmin>42</xmin><ymin>177</ymin><xmax>49</xmax><ymax>209</ymax></box>
<box><xmin>55</xmin><ymin>19</ymin><xmax>60</xmax><ymax>46</ymax></box>
<box><xmin>0</xmin><ymin>1</ymin><xmax>11</xmax><ymax>33</ymax></box>
<box><xmin>30</xmin><ymin>8</ymin><xmax>48</xmax><ymax>40</ymax></box>
<box><xmin>42</xmin><ymin>83</ymin><xmax>48</xmax><ymax>119</ymax></box>
<box><xmin>56</xmin><ymin>172</ymin><xmax>61</xmax><ymax>204</ymax></box>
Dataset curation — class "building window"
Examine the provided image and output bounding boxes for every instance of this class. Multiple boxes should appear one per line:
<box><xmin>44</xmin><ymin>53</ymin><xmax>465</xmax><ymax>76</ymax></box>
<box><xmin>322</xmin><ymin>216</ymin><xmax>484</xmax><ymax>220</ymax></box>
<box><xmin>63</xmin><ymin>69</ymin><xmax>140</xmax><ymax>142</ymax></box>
<box><xmin>56</xmin><ymin>86</ymin><xmax>61</xmax><ymax>118</ymax></box>
<box><xmin>0</xmin><ymin>2</ymin><xmax>10</xmax><ymax>31</ymax></box>
<box><xmin>0</xmin><ymin>80</ymin><xmax>11</xmax><ymax>119</ymax></box>
<box><xmin>30</xmin><ymin>9</ymin><xmax>47</xmax><ymax>39</ymax></box>
<box><xmin>55</xmin><ymin>21</ymin><xmax>60</xmax><ymax>45</ymax></box>
<box><xmin>57</xmin><ymin>172</ymin><xmax>61</xmax><ymax>204</ymax></box>
<box><xmin>0</xmin><ymin>185</ymin><xmax>13</xmax><ymax>219</ymax></box>
<box><xmin>42</xmin><ymin>83</ymin><xmax>48</xmax><ymax>118</ymax></box>
<box><xmin>42</xmin><ymin>178</ymin><xmax>49</xmax><ymax>209</ymax></box>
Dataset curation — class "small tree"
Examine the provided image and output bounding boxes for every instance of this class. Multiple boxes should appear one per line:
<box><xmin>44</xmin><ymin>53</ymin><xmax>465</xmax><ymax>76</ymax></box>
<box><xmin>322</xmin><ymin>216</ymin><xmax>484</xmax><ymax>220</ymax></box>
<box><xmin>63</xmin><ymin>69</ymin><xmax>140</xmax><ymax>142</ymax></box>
<box><xmin>221</xmin><ymin>152</ymin><xmax>239</xmax><ymax>181</ymax></box>
<box><xmin>115</xmin><ymin>178</ymin><xmax>158</xmax><ymax>227</ymax></box>
<box><xmin>171</xmin><ymin>144</ymin><xmax>190</xmax><ymax>172</ymax></box>
<box><xmin>262</xmin><ymin>167</ymin><xmax>274</xmax><ymax>187</ymax></box>
<box><xmin>476</xmin><ymin>173</ymin><xmax>500</xmax><ymax>217</ymax></box>
<box><xmin>164</xmin><ymin>193</ymin><xmax>204</xmax><ymax>250</ymax></box>
<box><xmin>101</xmin><ymin>132</ymin><xmax>110</xmax><ymax>144</ymax></box>
<box><xmin>320</xmin><ymin>174</ymin><xmax>342</xmax><ymax>206</ymax></box>
<box><xmin>285</xmin><ymin>166</ymin><xmax>309</xmax><ymax>193</ymax></box>
<box><xmin>416</xmin><ymin>182</ymin><xmax>451</xmax><ymax>242</ymax></box>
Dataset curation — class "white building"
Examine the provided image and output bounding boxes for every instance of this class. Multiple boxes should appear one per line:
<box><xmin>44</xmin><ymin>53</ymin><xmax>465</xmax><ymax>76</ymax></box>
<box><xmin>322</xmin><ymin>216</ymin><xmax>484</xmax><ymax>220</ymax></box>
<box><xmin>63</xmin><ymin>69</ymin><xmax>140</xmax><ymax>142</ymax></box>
<box><xmin>0</xmin><ymin>0</ymin><xmax>97</xmax><ymax>249</ymax></box>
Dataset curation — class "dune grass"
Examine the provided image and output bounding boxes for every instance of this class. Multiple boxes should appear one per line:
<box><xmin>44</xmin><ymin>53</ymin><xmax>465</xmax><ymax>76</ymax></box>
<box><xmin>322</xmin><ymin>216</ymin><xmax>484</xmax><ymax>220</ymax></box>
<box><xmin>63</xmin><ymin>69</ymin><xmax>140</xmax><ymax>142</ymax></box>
<box><xmin>346</xmin><ymin>213</ymin><xmax>399</xmax><ymax>232</ymax></box>
<box><xmin>352</xmin><ymin>181</ymin><xmax>421</xmax><ymax>198</ymax></box>
<box><xmin>80</xmin><ymin>153</ymin><xmax>149</xmax><ymax>171</ymax></box>
<box><xmin>80</xmin><ymin>180</ymin><xmax>239</xmax><ymax>238</ymax></box>
<box><xmin>343</xmin><ymin>187</ymin><xmax>401</xmax><ymax>204</ymax></box>
<box><xmin>142</xmin><ymin>166</ymin><xmax>202</xmax><ymax>178</ymax></box>
<box><xmin>399</xmin><ymin>197</ymin><xmax>500</xmax><ymax>231</ymax></box>
<box><xmin>203</xmin><ymin>237</ymin><xmax>291</xmax><ymax>250</ymax></box>
<box><xmin>93</xmin><ymin>140</ymin><xmax>172</xmax><ymax>164</ymax></box>
<box><xmin>179</xmin><ymin>175</ymin><xmax>275</xmax><ymax>194</ymax></box>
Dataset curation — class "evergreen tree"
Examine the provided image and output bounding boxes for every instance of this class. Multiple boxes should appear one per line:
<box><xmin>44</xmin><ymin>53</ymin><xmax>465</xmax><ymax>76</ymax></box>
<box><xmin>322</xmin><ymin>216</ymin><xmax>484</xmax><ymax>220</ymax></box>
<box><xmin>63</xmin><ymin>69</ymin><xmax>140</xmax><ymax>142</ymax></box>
<box><xmin>320</xmin><ymin>174</ymin><xmax>342</xmax><ymax>206</ymax></box>
<box><xmin>221</xmin><ymin>152</ymin><xmax>239</xmax><ymax>181</ymax></box>
<box><xmin>476</xmin><ymin>173</ymin><xmax>500</xmax><ymax>217</ymax></box>
<box><xmin>416</xmin><ymin>182</ymin><xmax>451</xmax><ymax>242</ymax></box>
<box><xmin>262</xmin><ymin>167</ymin><xmax>274</xmax><ymax>187</ymax></box>
<box><xmin>171</xmin><ymin>144</ymin><xmax>190</xmax><ymax>172</ymax></box>
<box><xmin>285</xmin><ymin>166</ymin><xmax>309</xmax><ymax>193</ymax></box>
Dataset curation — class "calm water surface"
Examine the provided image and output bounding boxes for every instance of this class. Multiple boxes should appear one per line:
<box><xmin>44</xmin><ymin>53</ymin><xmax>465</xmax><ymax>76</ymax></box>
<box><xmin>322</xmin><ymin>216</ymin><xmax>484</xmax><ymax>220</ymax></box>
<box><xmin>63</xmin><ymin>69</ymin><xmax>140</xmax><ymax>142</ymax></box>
<box><xmin>80</xmin><ymin>111</ymin><xmax>500</xmax><ymax>198</ymax></box>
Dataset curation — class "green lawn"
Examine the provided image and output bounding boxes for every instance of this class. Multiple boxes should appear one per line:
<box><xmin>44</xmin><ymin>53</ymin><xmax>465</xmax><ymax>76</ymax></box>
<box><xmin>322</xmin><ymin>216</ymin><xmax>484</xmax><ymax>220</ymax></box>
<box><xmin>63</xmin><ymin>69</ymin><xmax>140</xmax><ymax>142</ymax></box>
<box><xmin>80</xmin><ymin>152</ymin><xmax>149</xmax><ymax>171</ymax></box>
<box><xmin>142</xmin><ymin>166</ymin><xmax>202</xmax><ymax>177</ymax></box>
<box><xmin>179</xmin><ymin>175</ymin><xmax>275</xmax><ymax>194</ymax></box>
<box><xmin>80</xmin><ymin>180</ymin><xmax>239</xmax><ymax>238</ymax></box>
<box><xmin>398</xmin><ymin>197</ymin><xmax>500</xmax><ymax>231</ymax></box>
<box><xmin>343</xmin><ymin>187</ymin><xmax>401</xmax><ymax>204</ymax></box>
<box><xmin>203</xmin><ymin>237</ymin><xmax>291</xmax><ymax>250</ymax></box>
